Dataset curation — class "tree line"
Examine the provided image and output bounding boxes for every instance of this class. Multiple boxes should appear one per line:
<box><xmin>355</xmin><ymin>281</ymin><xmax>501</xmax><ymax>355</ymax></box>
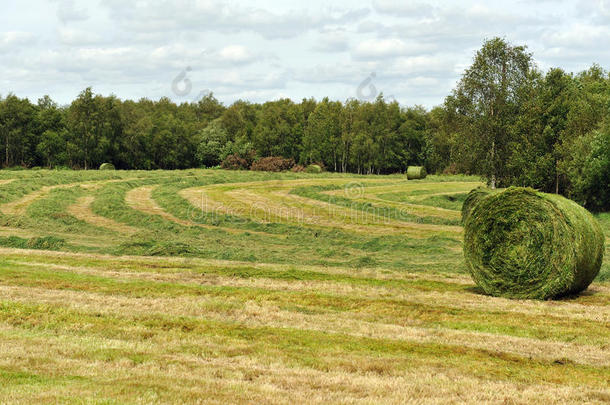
<box><xmin>1</xmin><ymin>38</ymin><xmax>609</xmax><ymax>210</ymax></box>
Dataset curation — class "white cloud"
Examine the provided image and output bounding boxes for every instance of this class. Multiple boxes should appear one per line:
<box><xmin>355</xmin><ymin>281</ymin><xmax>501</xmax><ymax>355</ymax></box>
<box><xmin>0</xmin><ymin>0</ymin><xmax>609</xmax><ymax>108</ymax></box>
<box><xmin>294</xmin><ymin>63</ymin><xmax>361</xmax><ymax>84</ymax></box>
<box><xmin>218</xmin><ymin>45</ymin><xmax>257</xmax><ymax>64</ymax></box>
<box><xmin>541</xmin><ymin>23</ymin><xmax>610</xmax><ymax>48</ymax></box>
<box><xmin>57</xmin><ymin>28</ymin><xmax>103</xmax><ymax>46</ymax></box>
<box><xmin>353</xmin><ymin>38</ymin><xmax>432</xmax><ymax>60</ymax></box>
<box><xmin>53</xmin><ymin>0</ymin><xmax>89</xmax><ymax>24</ymax></box>
<box><xmin>0</xmin><ymin>31</ymin><xmax>36</xmax><ymax>50</ymax></box>
<box><xmin>312</xmin><ymin>31</ymin><xmax>349</xmax><ymax>53</ymax></box>
<box><xmin>372</xmin><ymin>0</ymin><xmax>436</xmax><ymax>17</ymax></box>
<box><xmin>100</xmin><ymin>1</ymin><xmax>369</xmax><ymax>40</ymax></box>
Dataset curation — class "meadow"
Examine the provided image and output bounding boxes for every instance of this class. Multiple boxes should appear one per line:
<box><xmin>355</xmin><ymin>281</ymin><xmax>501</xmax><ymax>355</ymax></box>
<box><xmin>0</xmin><ymin>168</ymin><xmax>607</xmax><ymax>404</ymax></box>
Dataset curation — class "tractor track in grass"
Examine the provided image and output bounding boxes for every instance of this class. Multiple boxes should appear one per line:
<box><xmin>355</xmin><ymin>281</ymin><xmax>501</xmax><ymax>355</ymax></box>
<box><xmin>125</xmin><ymin>185</ymin><xmax>281</xmax><ymax>237</ymax></box>
<box><xmin>0</xmin><ymin>177</ymin><xmax>143</xmax><ymax>217</ymax></box>
<box><xmin>180</xmin><ymin>179</ymin><xmax>463</xmax><ymax>237</ymax></box>
<box><xmin>66</xmin><ymin>196</ymin><xmax>139</xmax><ymax>235</ymax></box>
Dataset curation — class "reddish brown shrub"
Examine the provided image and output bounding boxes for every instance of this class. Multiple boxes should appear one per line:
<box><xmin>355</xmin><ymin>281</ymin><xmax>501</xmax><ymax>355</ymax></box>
<box><xmin>221</xmin><ymin>154</ymin><xmax>249</xmax><ymax>170</ymax></box>
<box><xmin>442</xmin><ymin>163</ymin><xmax>459</xmax><ymax>175</ymax></box>
<box><xmin>251</xmin><ymin>156</ymin><xmax>295</xmax><ymax>172</ymax></box>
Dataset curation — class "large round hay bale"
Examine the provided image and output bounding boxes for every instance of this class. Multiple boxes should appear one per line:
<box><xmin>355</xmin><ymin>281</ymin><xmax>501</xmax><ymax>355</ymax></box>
<box><xmin>99</xmin><ymin>163</ymin><xmax>115</xmax><ymax>170</ymax></box>
<box><xmin>461</xmin><ymin>187</ymin><xmax>494</xmax><ymax>223</ymax></box>
<box><xmin>463</xmin><ymin>187</ymin><xmax>604</xmax><ymax>299</ymax></box>
<box><xmin>406</xmin><ymin>166</ymin><xmax>427</xmax><ymax>179</ymax></box>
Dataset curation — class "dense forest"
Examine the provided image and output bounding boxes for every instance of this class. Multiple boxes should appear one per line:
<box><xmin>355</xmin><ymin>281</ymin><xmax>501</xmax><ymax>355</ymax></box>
<box><xmin>1</xmin><ymin>38</ymin><xmax>609</xmax><ymax>210</ymax></box>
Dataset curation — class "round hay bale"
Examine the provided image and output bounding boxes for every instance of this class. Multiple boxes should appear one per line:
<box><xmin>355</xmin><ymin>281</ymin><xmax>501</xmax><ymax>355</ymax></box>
<box><xmin>305</xmin><ymin>164</ymin><xmax>322</xmax><ymax>173</ymax></box>
<box><xmin>463</xmin><ymin>187</ymin><xmax>604</xmax><ymax>300</ymax></box>
<box><xmin>99</xmin><ymin>163</ymin><xmax>115</xmax><ymax>170</ymax></box>
<box><xmin>406</xmin><ymin>166</ymin><xmax>427</xmax><ymax>180</ymax></box>
<box><xmin>461</xmin><ymin>187</ymin><xmax>495</xmax><ymax>223</ymax></box>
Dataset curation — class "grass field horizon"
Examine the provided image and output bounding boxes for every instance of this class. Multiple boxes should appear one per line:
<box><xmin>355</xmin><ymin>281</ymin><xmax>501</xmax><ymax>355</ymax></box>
<box><xmin>0</xmin><ymin>168</ymin><xmax>608</xmax><ymax>404</ymax></box>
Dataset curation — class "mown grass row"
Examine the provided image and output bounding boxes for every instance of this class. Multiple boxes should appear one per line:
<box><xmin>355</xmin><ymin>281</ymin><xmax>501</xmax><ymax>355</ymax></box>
<box><xmin>0</xmin><ymin>170</ymin><xmax>608</xmax><ymax>403</ymax></box>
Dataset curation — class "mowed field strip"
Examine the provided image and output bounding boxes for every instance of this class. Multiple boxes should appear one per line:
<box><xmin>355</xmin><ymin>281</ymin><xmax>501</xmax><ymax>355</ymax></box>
<box><xmin>0</xmin><ymin>169</ymin><xmax>607</xmax><ymax>404</ymax></box>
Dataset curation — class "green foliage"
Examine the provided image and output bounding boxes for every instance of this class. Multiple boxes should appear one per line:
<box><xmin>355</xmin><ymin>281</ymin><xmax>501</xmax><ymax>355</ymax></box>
<box><xmin>196</xmin><ymin>119</ymin><xmax>229</xmax><ymax>167</ymax></box>
<box><xmin>448</xmin><ymin>37</ymin><xmax>536</xmax><ymax>188</ymax></box>
<box><xmin>253</xmin><ymin>99</ymin><xmax>303</xmax><ymax>161</ymax></box>
<box><xmin>463</xmin><ymin>187</ymin><xmax>604</xmax><ymax>299</ymax></box>
<box><xmin>564</xmin><ymin>122</ymin><xmax>610</xmax><ymax>211</ymax></box>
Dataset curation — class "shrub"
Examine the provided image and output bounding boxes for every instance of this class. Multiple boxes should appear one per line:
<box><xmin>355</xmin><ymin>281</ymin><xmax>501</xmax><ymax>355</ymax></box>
<box><xmin>221</xmin><ymin>154</ymin><xmax>249</xmax><ymax>170</ymax></box>
<box><xmin>99</xmin><ymin>163</ymin><xmax>115</xmax><ymax>170</ymax></box>
<box><xmin>305</xmin><ymin>164</ymin><xmax>322</xmax><ymax>173</ymax></box>
<box><xmin>442</xmin><ymin>163</ymin><xmax>459</xmax><ymax>175</ymax></box>
<box><xmin>250</xmin><ymin>156</ymin><xmax>295</xmax><ymax>172</ymax></box>
<box><xmin>291</xmin><ymin>164</ymin><xmax>305</xmax><ymax>172</ymax></box>
<box><xmin>406</xmin><ymin>166</ymin><xmax>427</xmax><ymax>179</ymax></box>
<box><xmin>463</xmin><ymin>187</ymin><xmax>604</xmax><ymax>299</ymax></box>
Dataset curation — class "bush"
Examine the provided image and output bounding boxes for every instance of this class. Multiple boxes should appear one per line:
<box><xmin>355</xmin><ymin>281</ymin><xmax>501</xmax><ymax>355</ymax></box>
<box><xmin>99</xmin><ymin>163</ymin><xmax>115</xmax><ymax>170</ymax></box>
<box><xmin>463</xmin><ymin>187</ymin><xmax>604</xmax><ymax>299</ymax></box>
<box><xmin>221</xmin><ymin>154</ymin><xmax>249</xmax><ymax>170</ymax></box>
<box><xmin>305</xmin><ymin>164</ymin><xmax>322</xmax><ymax>173</ymax></box>
<box><xmin>250</xmin><ymin>157</ymin><xmax>295</xmax><ymax>172</ymax></box>
<box><xmin>442</xmin><ymin>163</ymin><xmax>459</xmax><ymax>175</ymax></box>
<box><xmin>291</xmin><ymin>165</ymin><xmax>305</xmax><ymax>172</ymax></box>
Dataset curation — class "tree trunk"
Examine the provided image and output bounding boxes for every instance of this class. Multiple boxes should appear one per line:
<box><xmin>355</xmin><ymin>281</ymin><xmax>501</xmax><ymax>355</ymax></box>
<box><xmin>490</xmin><ymin>140</ymin><xmax>496</xmax><ymax>189</ymax></box>
<box><xmin>555</xmin><ymin>167</ymin><xmax>559</xmax><ymax>194</ymax></box>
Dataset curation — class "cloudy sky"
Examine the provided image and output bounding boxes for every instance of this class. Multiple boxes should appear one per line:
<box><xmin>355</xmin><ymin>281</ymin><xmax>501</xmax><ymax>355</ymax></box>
<box><xmin>1</xmin><ymin>0</ymin><xmax>609</xmax><ymax>108</ymax></box>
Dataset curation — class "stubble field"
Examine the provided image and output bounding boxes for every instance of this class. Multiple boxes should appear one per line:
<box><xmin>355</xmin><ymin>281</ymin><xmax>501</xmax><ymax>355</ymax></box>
<box><xmin>0</xmin><ymin>169</ymin><xmax>607</xmax><ymax>404</ymax></box>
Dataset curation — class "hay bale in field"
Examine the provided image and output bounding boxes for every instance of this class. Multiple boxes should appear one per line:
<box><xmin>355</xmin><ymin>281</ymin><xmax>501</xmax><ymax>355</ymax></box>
<box><xmin>463</xmin><ymin>187</ymin><xmax>604</xmax><ymax>300</ymax></box>
<box><xmin>99</xmin><ymin>162</ymin><xmax>115</xmax><ymax>170</ymax></box>
<box><xmin>461</xmin><ymin>187</ymin><xmax>495</xmax><ymax>223</ymax></box>
<box><xmin>305</xmin><ymin>164</ymin><xmax>322</xmax><ymax>173</ymax></box>
<box><xmin>406</xmin><ymin>166</ymin><xmax>427</xmax><ymax>179</ymax></box>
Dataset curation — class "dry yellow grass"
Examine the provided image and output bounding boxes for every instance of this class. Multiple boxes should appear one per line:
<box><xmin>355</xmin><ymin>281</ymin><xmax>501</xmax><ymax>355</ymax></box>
<box><xmin>128</xmin><ymin>185</ymin><xmax>279</xmax><ymax>237</ymax></box>
<box><xmin>180</xmin><ymin>178</ymin><xmax>463</xmax><ymax>237</ymax></box>
<box><xmin>0</xmin><ymin>177</ymin><xmax>141</xmax><ymax>216</ymax></box>
<box><xmin>0</xmin><ymin>171</ymin><xmax>607</xmax><ymax>404</ymax></box>
<box><xmin>67</xmin><ymin>196</ymin><xmax>139</xmax><ymax>235</ymax></box>
<box><xmin>126</xmin><ymin>186</ymin><xmax>192</xmax><ymax>225</ymax></box>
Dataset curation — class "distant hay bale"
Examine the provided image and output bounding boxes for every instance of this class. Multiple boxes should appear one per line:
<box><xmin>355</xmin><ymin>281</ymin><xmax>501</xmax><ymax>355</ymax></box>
<box><xmin>99</xmin><ymin>163</ymin><xmax>115</xmax><ymax>170</ymax></box>
<box><xmin>463</xmin><ymin>187</ymin><xmax>604</xmax><ymax>299</ymax></box>
<box><xmin>406</xmin><ymin>166</ymin><xmax>427</xmax><ymax>180</ymax></box>
<box><xmin>305</xmin><ymin>164</ymin><xmax>322</xmax><ymax>173</ymax></box>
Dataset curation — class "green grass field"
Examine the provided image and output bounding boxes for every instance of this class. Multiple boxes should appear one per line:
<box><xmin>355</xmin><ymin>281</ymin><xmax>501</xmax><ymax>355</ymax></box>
<box><xmin>0</xmin><ymin>169</ymin><xmax>607</xmax><ymax>404</ymax></box>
